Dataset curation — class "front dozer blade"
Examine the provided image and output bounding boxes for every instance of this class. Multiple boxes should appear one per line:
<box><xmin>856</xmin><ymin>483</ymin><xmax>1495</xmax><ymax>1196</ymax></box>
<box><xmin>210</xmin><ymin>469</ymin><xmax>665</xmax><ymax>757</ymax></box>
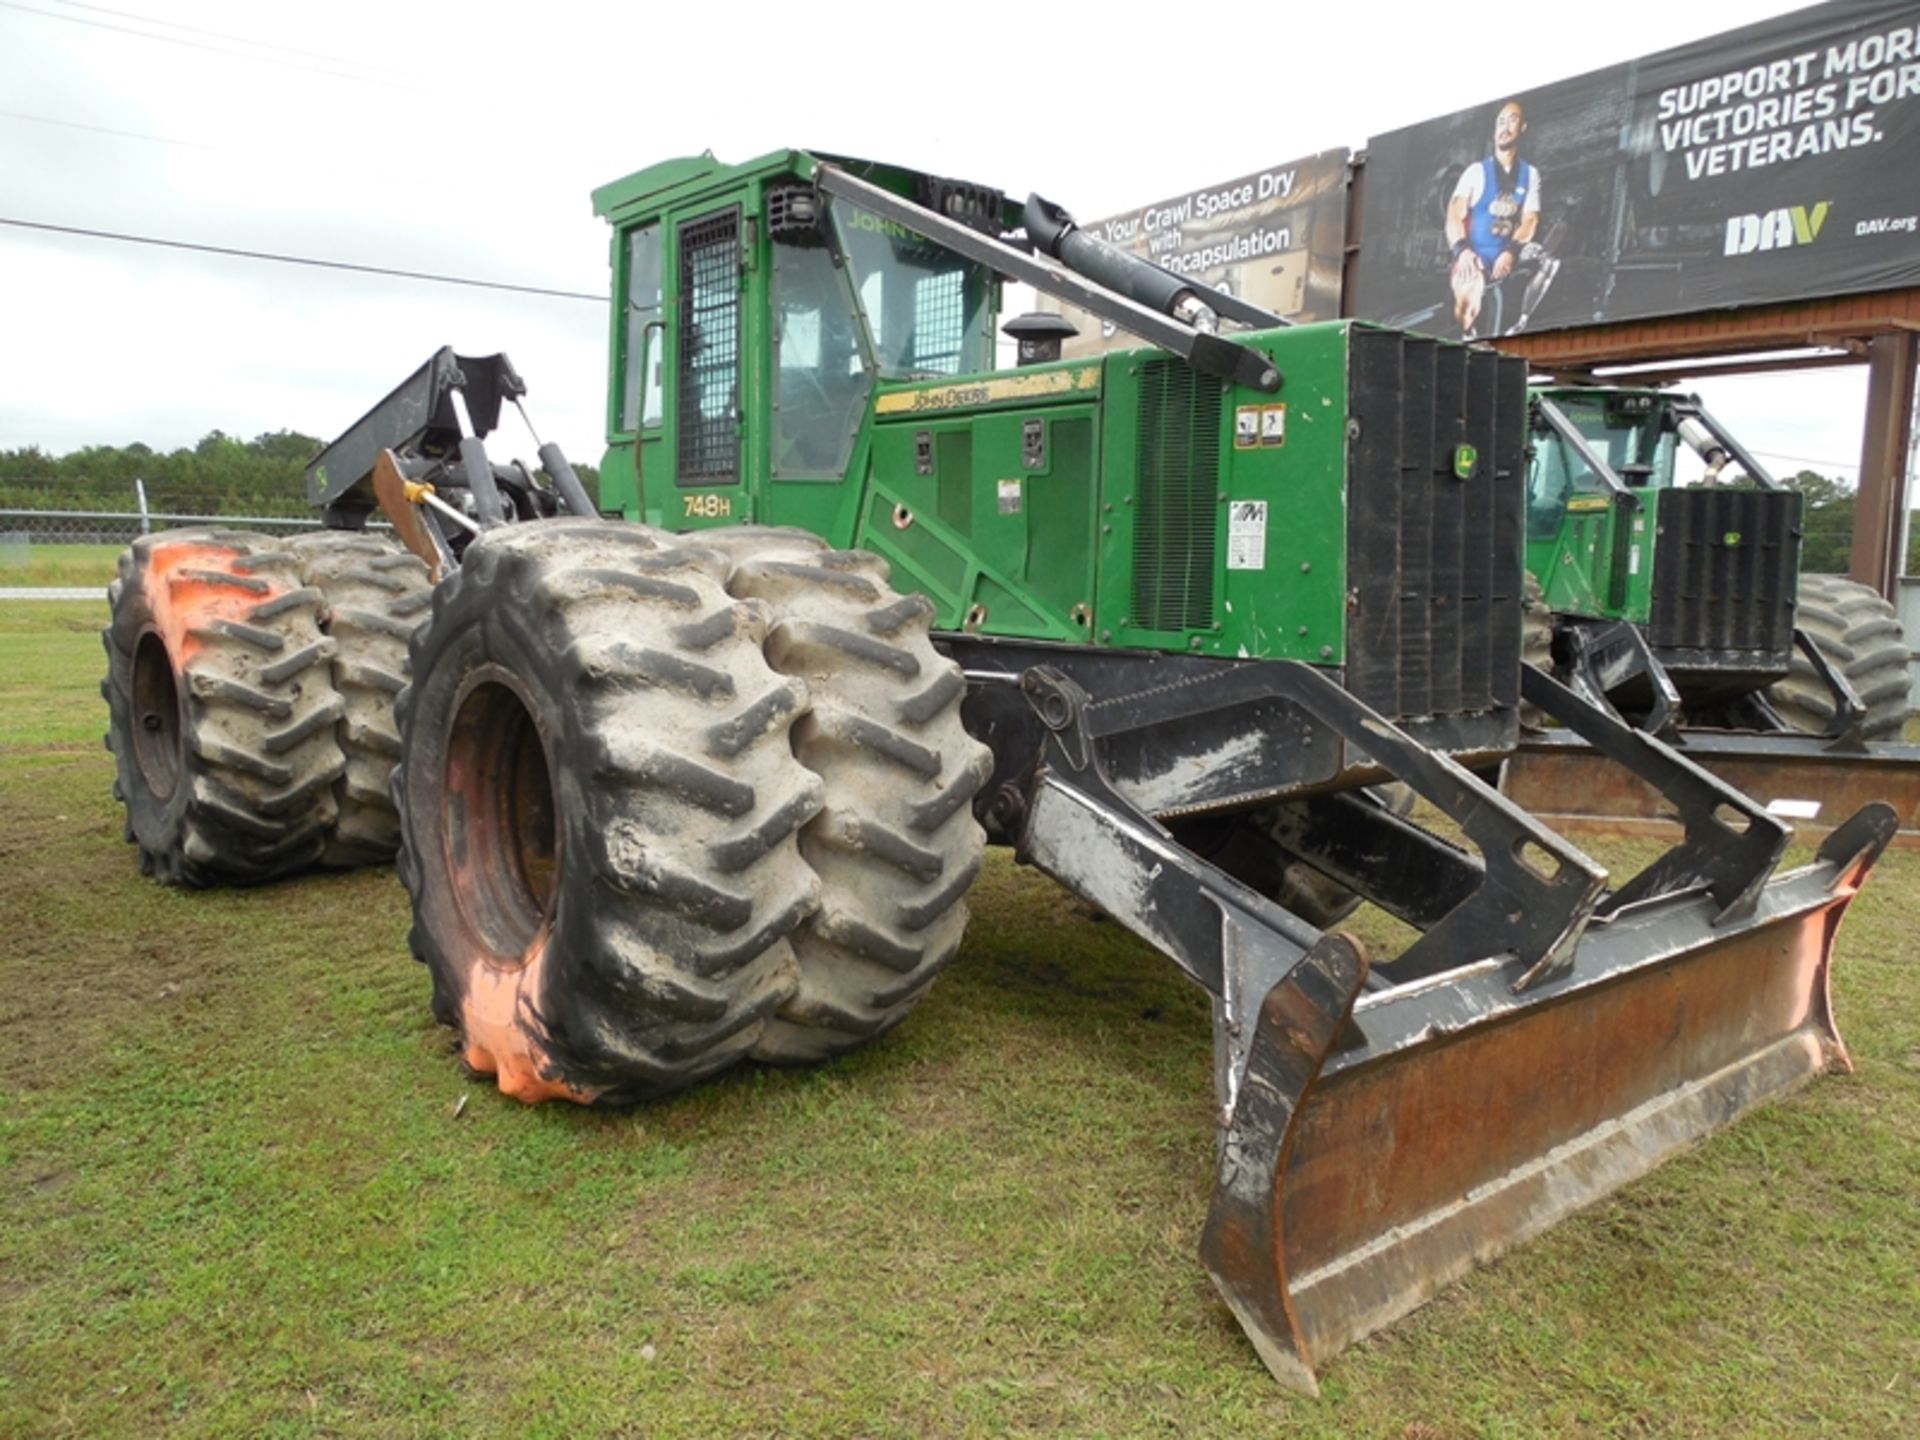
<box><xmin>1205</xmin><ymin>802</ymin><xmax>1891</xmax><ymax>1391</ymax></box>
<box><xmin>1010</xmin><ymin>661</ymin><xmax>1896</xmax><ymax>1394</ymax></box>
<box><xmin>1506</xmin><ymin>728</ymin><xmax>1920</xmax><ymax>850</ymax></box>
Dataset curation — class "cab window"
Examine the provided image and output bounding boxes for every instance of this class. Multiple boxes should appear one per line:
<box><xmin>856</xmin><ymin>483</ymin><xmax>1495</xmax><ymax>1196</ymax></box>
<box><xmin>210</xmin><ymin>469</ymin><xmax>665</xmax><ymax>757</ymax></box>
<box><xmin>1529</xmin><ymin>398</ymin><xmax>1614</xmax><ymax>540</ymax></box>
<box><xmin>620</xmin><ymin>224</ymin><xmax>663</xmax><ymax>433</ymax></box>
<box><xmin>772</xmin><ymin>242</ymin><xmax>870</xmax><ymax>477</ymax></box>
<box><xmin>830</xmin><ymin>199</ymin><xmax>992</xmax><ymax>378</ymax></box>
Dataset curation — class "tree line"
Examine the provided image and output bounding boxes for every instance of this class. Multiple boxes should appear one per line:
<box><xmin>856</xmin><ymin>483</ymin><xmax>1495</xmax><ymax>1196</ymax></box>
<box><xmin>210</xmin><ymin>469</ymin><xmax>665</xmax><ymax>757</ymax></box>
<box><xmin>0</xmin><ymin>432</ymin><xmax>599</xmax><ymax>517</ymax></box>
<box><xmin>0</xmin><ymin>433</ymin><xmax>1904</xmax><ymax>571</ymax></box>
<box><xmin>1775</xmin><ymin>468</ymin><xmax>1920</xmax><ymax>575</ymax></box>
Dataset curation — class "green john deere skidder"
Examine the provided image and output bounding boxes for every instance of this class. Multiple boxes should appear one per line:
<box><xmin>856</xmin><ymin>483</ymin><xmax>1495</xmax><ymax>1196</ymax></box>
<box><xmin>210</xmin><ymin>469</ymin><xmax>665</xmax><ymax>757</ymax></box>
<box><xmin>103</xmin><ymin>149</ymin><xmax>1898</xmax><ymax>1394</ymax></box>
<box><xmin>1505</xmin><ymin>384</ymin><xmax>1919</xmax><ymax>845</ymax></box>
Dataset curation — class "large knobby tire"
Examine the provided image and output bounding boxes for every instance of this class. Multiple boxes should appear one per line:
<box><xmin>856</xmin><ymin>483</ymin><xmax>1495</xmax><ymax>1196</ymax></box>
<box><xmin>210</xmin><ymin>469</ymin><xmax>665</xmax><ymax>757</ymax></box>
<box><xmin>700</xmin><ymin>528</ymin><xmax>992</xmax><ymax>1063</ymax></box>
<box><xmin>287</xmin><ymin>531</ymin><xmax>433</xmax><ymax>866</ymax></box>
<box><xmin>393</xmin><ymin>520</ymin><xmax>823</xmax><ymax>1104</ymax></box>
<box><xmin>102</xmin><ymin>529</ymin><xmax>346</xmax><ymax>886</ymax></box>
<box><xmin>1767</xmin><ymin>573</ymin><xmax>1912</xmax><ymax>741</ymax></box>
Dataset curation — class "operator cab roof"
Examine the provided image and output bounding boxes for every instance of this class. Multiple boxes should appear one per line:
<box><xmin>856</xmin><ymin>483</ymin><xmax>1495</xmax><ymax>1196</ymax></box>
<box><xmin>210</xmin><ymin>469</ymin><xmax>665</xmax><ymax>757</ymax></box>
<box><xmin>590</xmin><ymin>148</ymin><xmax>1018</xmax><ymax>231</ymax></box>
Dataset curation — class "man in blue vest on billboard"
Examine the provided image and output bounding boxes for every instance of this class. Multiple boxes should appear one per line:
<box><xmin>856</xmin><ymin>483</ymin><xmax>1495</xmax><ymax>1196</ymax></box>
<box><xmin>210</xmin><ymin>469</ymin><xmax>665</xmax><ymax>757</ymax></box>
<box><xmin>1444</xmin><ymin>99</ymin><xmax>1541</xmax><ymax>337</ymax></box>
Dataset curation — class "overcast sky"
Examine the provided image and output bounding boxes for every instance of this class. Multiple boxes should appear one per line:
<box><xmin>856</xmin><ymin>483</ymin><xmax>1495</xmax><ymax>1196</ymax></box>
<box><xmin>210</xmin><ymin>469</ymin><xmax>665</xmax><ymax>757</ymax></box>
<box><xmin>0</xmin><ymin>0</ymin><xmax>1872</xmax><ymax>488</ymax></box>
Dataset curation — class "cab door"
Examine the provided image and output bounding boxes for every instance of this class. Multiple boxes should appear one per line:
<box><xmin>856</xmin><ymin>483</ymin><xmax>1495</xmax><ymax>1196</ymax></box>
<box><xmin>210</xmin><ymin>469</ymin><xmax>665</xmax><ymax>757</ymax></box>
<box><xmin>664</xmin><ymin>203</ymin><xmax>753</xmax><ymax>530</ymax></box>
<box><xmin>611</xmin><ymin>221</ymin><xmax>665</xmax><ymax>519</ymax></box>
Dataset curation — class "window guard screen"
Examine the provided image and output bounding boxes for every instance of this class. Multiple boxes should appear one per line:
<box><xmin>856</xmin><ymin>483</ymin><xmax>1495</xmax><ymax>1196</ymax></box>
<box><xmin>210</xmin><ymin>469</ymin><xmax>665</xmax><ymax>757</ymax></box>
<box><xmin>830</xmin><ymin>198</ymin><xmax>991</xmax><ymax>379</ymax></box>
<box><xmin>677</xmin><ymin>209</ymin><xmax>741</xmax><ymax>487</ymax></box>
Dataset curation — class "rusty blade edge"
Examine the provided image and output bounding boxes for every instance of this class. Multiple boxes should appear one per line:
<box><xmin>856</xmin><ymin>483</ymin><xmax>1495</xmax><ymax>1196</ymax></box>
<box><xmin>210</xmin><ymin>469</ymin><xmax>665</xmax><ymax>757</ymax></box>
<box><xmin>1286</xmin><ymin>1026</ymin><xmax>1830</xmax><ymax>1363</ymax></box>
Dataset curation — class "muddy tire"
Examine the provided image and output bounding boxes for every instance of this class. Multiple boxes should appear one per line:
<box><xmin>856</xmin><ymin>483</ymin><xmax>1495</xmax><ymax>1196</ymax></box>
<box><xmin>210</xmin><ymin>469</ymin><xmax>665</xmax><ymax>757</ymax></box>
<box><xmin>287</xmin><ymin>532</ymin><xmax>433</xmax><ymax>866</ymax></box>
<box><xmin>393</xmin><ymin>520</ymin><xmax>822</xmax><ymax>1103</ymax></box>
<box><xmin>701</xmin><ymin>528</ymin><xmax>992</xmax><ymax>1064</ymax></box>
<box><xmin>1767</xmin><ymin>573</ymin><xmax>1911</xmax><ymax>741</ymax></box>
<box><xmin>102</xmin><ymin>529</ymin><xmax>346</xmax><ymax>886</ymax></box>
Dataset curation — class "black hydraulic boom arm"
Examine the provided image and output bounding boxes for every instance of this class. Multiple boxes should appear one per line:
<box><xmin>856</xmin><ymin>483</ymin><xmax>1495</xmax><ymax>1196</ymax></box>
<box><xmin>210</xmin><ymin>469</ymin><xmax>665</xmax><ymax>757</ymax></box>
<box><xmin>811</xmin><ymin>163</ymin><xmax>1285</xmax><ymax>394</ymax></box>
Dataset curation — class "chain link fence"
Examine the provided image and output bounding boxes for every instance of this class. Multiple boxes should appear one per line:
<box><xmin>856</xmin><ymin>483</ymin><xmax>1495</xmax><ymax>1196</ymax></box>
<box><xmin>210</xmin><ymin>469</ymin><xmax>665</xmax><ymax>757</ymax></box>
<box><xmin>0</xmin><ymin>476</ymin><xmax>325</xmax><ymax>546</ymax></box>
<box><xmin>0</xmin><ymin>480</ymin><xmax>392</xmax><ymax>595</ymax></box>
<box><xmin>0</xmin><ymin>511</ymin><xmax>337</xmax><ymax>546</ymax></box>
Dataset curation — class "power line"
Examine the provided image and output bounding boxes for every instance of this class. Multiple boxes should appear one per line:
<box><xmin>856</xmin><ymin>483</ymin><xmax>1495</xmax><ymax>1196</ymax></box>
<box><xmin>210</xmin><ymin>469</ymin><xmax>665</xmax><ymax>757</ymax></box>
<box><xmin>0</xmin><ymin>216</ymin><xmax>608</xmax><ymax>302</ymax></box>
<box><xmin>0</xmin><ymin>0</ymin><xmax>403</xmax><ymax>88</ymax></box>
<box><xmin>1745</xmin><ymin>447</ymin><xmax>1860</xmax><ymax>472</ymax></box>
<box><xmin>0</xmin><ymin>106</ymin><xmax>210</xmax><ymax>148</ymax></box>
<box><xmin>53</xmin><ymin>0</ymin><xmax>410</xmax><ymax>78</ymax></box>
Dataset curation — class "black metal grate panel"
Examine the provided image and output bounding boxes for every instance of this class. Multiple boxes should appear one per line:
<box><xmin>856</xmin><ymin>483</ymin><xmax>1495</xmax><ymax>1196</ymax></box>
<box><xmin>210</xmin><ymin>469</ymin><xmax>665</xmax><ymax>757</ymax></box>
<box><xmin>1485</xmin><ymin>354</ymin><xmax>1525</xmax><ymax>712</ymax></box>
<box><xmin>1647</xmin><ymin>489</ymin><xmax>1800</xmax><ymax>653</ymax></box>
<box><xmin>677</xmin><ymin>208</ymin><xmax>741</xmax><ymax>486</ymax></box>
<box><xmin>1427</xmin><ymin>345</ymin><xmax>1467</xmax><ymax>715</ymax></box>
<box><xmin>1132</xmin><ymin>359</ymin><xmax>1221</xmax><ymax>632</ymax></box>
<box><xmin>1459</xmin><ymin>350</ymin><xmax>1500</xmax><ymax>710</ymax></box>
<box><xmin>1345</xmin><ymin>330</ymin><xmax>1525</xmax><ymax>720</ymax></box>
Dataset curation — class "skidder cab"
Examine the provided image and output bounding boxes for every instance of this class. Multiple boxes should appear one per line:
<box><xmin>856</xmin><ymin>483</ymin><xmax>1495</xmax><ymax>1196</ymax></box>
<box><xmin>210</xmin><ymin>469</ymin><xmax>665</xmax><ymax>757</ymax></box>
<box><xmin>118</xmin><ymin>148</ymin><xmax>1896</xmax><ymax>1395</ymax></box>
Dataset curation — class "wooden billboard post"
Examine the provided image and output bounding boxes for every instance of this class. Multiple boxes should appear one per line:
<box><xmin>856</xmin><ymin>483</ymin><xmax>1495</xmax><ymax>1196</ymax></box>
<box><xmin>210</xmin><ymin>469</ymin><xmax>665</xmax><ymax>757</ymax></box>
<box><xmin>1852</xmin><ymin>331</ymin><xmax>1918</xmax><ymax>601</ymax></box>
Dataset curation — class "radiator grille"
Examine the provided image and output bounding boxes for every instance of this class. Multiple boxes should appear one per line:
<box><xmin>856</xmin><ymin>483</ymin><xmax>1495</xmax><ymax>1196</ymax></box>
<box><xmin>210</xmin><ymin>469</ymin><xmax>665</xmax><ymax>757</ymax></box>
<box><xmin>1344</xmin><ymin>330</ymin><xmax>1526</xmax><ymax>719</ymax></box>
<box><xmin>1132</xmin><ymin>359</ymin><xmax>1221</xmax><ymax>632</ymax></box>
<box><xmin>1647</xmin><ymin>489</ymin><xmax>1800</xmax><ymax>653</ymax></box>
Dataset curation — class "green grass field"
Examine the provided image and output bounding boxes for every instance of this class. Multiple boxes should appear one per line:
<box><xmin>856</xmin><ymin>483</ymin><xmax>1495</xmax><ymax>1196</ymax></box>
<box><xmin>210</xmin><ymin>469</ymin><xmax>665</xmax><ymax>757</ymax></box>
<box><xmin>2</xmin><ymin>599</ymin><xmax>1915</xmax><ymax>1438</ymax></box>
<box><xmin>0</xmin><ymin>543</ymin><xmax>124</xmax><ymax>590</ymax></box>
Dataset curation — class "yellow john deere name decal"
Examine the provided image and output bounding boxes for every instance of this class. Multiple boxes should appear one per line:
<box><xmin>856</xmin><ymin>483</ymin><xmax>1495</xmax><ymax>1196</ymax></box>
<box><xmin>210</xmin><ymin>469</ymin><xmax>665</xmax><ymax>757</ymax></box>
<box><xmin>1566</xmin><ymin>496</ymin><xmax>1612</xmax><ymax>512</ymax></box>
<box><xmin>874</xmin><ymin>367</ymin><xmax>1100</xmax><ymax>416</ymax></box>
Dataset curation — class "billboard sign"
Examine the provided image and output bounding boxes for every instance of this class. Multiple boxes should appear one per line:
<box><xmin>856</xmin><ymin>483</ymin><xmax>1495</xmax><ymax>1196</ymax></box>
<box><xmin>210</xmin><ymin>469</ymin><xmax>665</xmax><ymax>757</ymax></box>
<box><xmin>1350</xmin><ymin>1</ymin><xmax>1920</xmax><ymax>340</ymax></box>
<box><xmin>1036</xmin><ymin>148</ymin><xmax>1350</xmax><ymax>358</ymax></box>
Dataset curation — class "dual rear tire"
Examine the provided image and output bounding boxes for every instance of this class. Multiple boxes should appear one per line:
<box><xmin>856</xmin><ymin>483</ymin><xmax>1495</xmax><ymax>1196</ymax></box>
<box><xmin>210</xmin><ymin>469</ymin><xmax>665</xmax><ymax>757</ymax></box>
<box><xmin>105</xmin><ymin>521</ymin><xmax>991</xmax><ymax>1100</ymax></box>
<box><xmin>104</xmin><ymin>528</ymin><xmax>430</xmax><ymax>885</ymax></box>
<box><xmin>103</xmin><ymin>530</ymin><xmax>346</xmax><ymax>885</ymax></box>
<box><xmin>391</xmin><ymin>522</ymin><xmax>991</xmax><ymax>1101</ymax></box>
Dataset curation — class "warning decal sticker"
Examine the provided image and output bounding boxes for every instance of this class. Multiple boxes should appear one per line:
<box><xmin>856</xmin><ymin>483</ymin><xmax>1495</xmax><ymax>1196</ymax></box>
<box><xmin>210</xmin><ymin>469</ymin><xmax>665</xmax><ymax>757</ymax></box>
<box><xmin>1228</xmin><ymin>500</ymin><xmax>1268</xmax><ymax>570</ymax></box>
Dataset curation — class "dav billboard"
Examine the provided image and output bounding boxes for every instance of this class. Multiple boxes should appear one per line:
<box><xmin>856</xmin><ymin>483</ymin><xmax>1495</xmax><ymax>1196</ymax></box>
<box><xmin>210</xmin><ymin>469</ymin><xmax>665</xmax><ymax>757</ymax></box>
<box><xmin>1350</xmin><ymin>0</ymin><xmax>1920</xmax><ymax>339</ymax></box>
<box><xmin>1035</xmin><ymin>148</ymin><xmax>1349</xmax><ymax>358</ymax></box>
